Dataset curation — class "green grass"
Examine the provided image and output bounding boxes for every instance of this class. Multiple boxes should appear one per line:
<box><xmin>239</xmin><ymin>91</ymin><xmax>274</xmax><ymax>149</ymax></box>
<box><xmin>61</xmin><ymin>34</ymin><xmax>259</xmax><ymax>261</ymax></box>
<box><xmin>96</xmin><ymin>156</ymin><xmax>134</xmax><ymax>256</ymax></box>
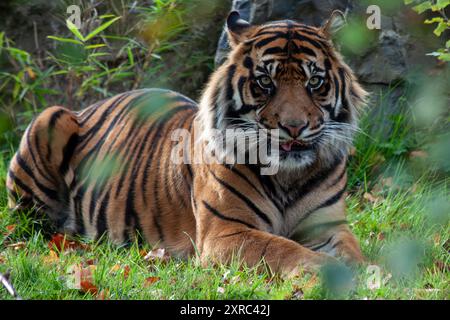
<box><xmin>0</xmin><ymin>109</ymin><xmax>448</xmax><ymax>300</ymax></box>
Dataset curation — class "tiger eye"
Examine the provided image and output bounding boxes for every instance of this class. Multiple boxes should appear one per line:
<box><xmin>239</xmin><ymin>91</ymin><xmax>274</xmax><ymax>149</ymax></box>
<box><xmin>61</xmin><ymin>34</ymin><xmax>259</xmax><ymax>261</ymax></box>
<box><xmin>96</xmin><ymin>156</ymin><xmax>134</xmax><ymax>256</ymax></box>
<box><xmin>258</xmin><ymin>76</ymin><xmax>273</xmax><ymax>87</ymax></box>
<box><xmin>308</xmin><ymin>76</ymin><xmax>323</xmax><ymax>89</ymax></box>
<box><xmin>309</xmin><ymin>76</ymin><xmax>319</xmax><ymax>85</ymax></box>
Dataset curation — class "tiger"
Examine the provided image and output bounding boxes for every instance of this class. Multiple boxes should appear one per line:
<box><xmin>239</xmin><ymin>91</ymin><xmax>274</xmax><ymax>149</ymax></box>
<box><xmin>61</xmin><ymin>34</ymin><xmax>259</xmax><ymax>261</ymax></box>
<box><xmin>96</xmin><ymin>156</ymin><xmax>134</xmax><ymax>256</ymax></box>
<box><xmin>6</xmin><ymin>10</ymin><xmax>367</xmax><ymax>276</ymax></box>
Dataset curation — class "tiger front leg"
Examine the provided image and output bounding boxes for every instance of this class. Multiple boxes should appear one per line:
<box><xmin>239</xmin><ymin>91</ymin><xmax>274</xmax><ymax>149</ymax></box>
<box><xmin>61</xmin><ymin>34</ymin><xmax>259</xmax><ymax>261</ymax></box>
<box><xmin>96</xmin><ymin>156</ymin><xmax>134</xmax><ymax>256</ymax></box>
<box><xmin>324</xmin><ymin>227</ymin><xmax>364</xmax><ymax>264</ymax></box>
<box><xmin>195</xmin><ymin>204</ymin><xmax>335</xmax><ymax>277</ymax></box>
<box><xmin>290</xmin><ymin>202</ymin><xmax>364</xmax><ymax>265</ymax></box>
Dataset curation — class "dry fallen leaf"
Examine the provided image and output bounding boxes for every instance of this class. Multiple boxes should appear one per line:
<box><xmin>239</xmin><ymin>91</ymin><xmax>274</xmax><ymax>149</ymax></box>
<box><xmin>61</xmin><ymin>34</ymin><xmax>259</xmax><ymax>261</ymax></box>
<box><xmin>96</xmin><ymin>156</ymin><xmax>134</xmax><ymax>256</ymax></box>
<box><xmin>434</xmin><ymin>260</ymin><xmax>447</xmax><ymax>273</ymax></box>
<box><xmin>3</xmin><ymin>224</ymin><xmax>16</xmax><ymax>237</ymax></box>
<box><xmin>6</xmin><ymin>241</ymin><xmax>26</xmax><ymax>250</ymax></box>
<box><xmin>109</xmin><ymin>264</ymin><xmax>121</xmax><ymax>274</ymax></box>
<box><xmin>26</xmin><ymin>67</ymin><xmax>36</xmax><ymax>80</ymax></box>
<box><xmin>291</xmin><ymin>286</ymin><xmax>304</xmax><ymax>300</ymax></box>
<box><xmin>377</xmin><ymin>232</ymin><xmax>385</xmax><ymax>241</ymax></box>
<box><xmin>86</xmin><ymin>259</ymin><xmax>96</xmax><ymax>266</ymax></box>
<box><xmin>409</xmin><ymin>150</ymin><xmax>428</xmax><ymax>159</ymax></box>
<box><xmin>96</xmin><ymin>289</ymin><xmax>110</xmax><ymax>300</ymax></box>
<box><xmin>363</xmin><ymin>192</ymin><xmax>382</xmax><ymax>204</ymax></box>
<box><xmin>67</xmin><ymin>263</ymin><xmax>98</xmax><ymax>295</ymax></box>
<box><xmin>433</xmin><ymin>233</ymin><xmax>441</xmax><ymax>247</ymax></box>
<box><xmin>144</xmin><ymin>276</ymin><xmax>160</xmax><ymax>287</ymax></box>
<box><xmin>80</xmin><ymin>280</ymin><xmax>98</xmax><ymax>295</ymax></box>
<box><xmin>304</xmin><ymin>274</ymin><xmax>319</xmax><ymax>290</ymax></box>
<box><xmin>123</xmin><ymin>265</ymin><xmax>130</xmax><ymax>279</ymax></box>
<box><xmin>143</xmin><ymin>248</ymin><xmax>170</xmax><ymax>263</ymax></box>
<box><xmin>48</xmin><ymin>233</ymin><xmax>88</xmax><ymax>252</ymax></box>
<box><xmin>42</xmin><ymin>249</ymin><xmax>59</xmax><ymax>265</ymax></box>
<box><xmin>139</xmin><ymin>249</ymin><xmax>148</xmax><ymax>257</ymax></box>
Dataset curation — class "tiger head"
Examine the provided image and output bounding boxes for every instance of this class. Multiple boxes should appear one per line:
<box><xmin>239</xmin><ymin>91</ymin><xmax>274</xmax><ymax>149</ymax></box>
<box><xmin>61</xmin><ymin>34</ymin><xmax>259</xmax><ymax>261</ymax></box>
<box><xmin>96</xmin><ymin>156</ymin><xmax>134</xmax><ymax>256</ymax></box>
<box><xmin>198</xmin><ymin>11</ymin><xmax>367</xmax><ymax>171</ymax></box>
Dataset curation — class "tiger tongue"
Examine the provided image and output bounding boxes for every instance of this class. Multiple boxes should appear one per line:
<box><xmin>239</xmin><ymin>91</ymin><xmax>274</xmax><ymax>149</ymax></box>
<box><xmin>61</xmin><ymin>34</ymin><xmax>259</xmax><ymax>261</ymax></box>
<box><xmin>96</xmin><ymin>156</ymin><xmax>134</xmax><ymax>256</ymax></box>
<box><xmin>280</xmin><ymin>141</ymin><xmax>293</xmax><ymax>152</ymax></box>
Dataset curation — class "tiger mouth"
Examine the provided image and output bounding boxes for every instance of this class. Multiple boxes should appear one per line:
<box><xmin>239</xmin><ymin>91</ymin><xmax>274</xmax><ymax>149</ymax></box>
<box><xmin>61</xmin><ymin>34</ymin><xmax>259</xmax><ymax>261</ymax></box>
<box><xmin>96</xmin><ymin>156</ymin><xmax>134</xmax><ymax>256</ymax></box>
<box><xmin>279</xmin><ymin>140</ymin><xmax>314</xmax><ymax>152</ymax></box>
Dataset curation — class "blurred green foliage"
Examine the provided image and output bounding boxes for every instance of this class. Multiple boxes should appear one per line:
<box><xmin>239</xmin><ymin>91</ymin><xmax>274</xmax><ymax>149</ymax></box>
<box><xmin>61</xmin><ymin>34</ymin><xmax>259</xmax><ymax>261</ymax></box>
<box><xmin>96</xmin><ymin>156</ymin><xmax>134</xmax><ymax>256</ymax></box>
<box><xmin>0</xmin><ymin>0</ymin><xmax>227</xmax><ymax>153</ymax></box>
<box><xmin>405</xmin><ymin>0</ymin><xmax>450</xmax><ymax>61</ymax></box>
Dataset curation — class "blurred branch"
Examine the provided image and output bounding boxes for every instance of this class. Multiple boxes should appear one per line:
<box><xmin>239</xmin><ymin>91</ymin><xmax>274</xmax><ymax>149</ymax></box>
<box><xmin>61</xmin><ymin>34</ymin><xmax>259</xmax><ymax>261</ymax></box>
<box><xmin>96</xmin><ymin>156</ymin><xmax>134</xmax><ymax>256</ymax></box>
<box><xmin>0</xmin><ymin>270</ymin><xmax>22</xmax><ymax>300</ymax></box>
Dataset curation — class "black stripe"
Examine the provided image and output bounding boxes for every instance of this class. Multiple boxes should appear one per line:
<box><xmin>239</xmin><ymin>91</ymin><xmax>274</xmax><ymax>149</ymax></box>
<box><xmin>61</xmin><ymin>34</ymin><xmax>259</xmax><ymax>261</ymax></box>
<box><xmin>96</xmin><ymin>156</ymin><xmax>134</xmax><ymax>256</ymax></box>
<box><xmin>292</xmin><ymin>33</ymin><xmax>325</xmax><ymax>50</ymax></box>
<box><xmin>248</xmin><ymin>164</ymin><xmax>285</xmax><ymax>213</ymax></box>
<box><xmin>225</xmin><ymin>65</ymin><xmax>237</xmax><ymax>102</ymax></box>
<box><xmin>149</xmin><ymin>109</ymin><xmax>193</xmax><ymax>243</ymax></box>
<box><xmin>329</xmin><ymin>165</ymin><xmax>347</xmax><ymax>186</ymax></box>
<box><xmin>34</xmin><ymin>127</ymin><xmax>59</xmax><ymax>184</ymax></box>
<box><xmin>293</xmin><ymin>188</ymin><xmax>347</xmax><ymax>233</ymax></box>
<box><xmin>243</xmin><ymin>56</ymin><xmax>253</xmax><ymax>69</ymax></box>
<box><xmin>96</xmin><ymin>189</ymin><xmax>109</xmax><ymax>237</ymax></box>
<box><xmin>78</xmin><ymin>92</ymin><xmax>132</xmax><ymax>148</ymax></box>
<box><xmin>79</xmin><ymin>100</ymin><xmax>105</xmax><ymax>126</ymax></box>
<box><xmin>333</xmin><ymin>73</ymin><xmax>340</xmax><ymax>114</ymax></box>
<box><xmin>316</xmin><ymin>186</ymin><xmax>346</xmax><ymax>210</ymax></box>
<box><xmin>7</xmin><ymin>171</ymin><xmax>46</xmax><ymax>208</ymax></box>
<box><xmin>322</xmin><ymin>103</ymin><xmax>333</xmax><ymax>114</ymax></box>
<box><xmin>225</xmin><ymin>165</ymin><xmax>265</xmax><ymax>199</ymax></box>
<box><xmin>15</xmin><ymin>153</ymin><xmax>59</xmax><ymax>201</ymax></box>
<box><xmin>73</xmin><ymin>184</ymin><xmax>85</xmax><ymax>235</ymax></box>
<box><xmin>300</xmin><ymin>219</ymin><xmax>348</xmax><ymax>238</ymax></box>
<box><xmin>331</xmin><ymin>240</ymin><xmax>344</xmax><ymax>249</ymax></box>
<box><xmin>77</xmin><ymin>92</ymin><xmax>150</xmax><ymax>181</ymax></box>
<box><xmin>162</xmin><ymin>111</ymin><xmax>192</xmax><ymax>209</ymax></box>
<box><xmin>59</xmin><ymin>133</ymin><xmax>79</xmax><ymax>175</ymax></box>
<box><xmin>46</xmin><ymin>109</ymin><xmax>65</xmax><ymax>162</ymax></box>
<box><xmin>237</xmin><ymin>76</ymin><xmax>247</xmax><ymax>109</ymax></box>
<box><xmin>263</xmin><ymin>46</ymin><xmax>285</xmax><ymax>56</ymax></box>
<box><xmin>293</xmin><ymin>46</ymin><xmax>316</xmax><ymax>57</ymax></box>
<box><xmin>25</xmin><ymin>120</ymin><xmax>55</xmax><ymax>184</ymax></box>
<box><xmin>310</xmin><ymin>236</ymin><xmax>334</xmax><ymax>251</ymax></box>
<box><xmin>335</xmin><ymin>68</ymin><xmax>350</xmax><ymax>123</ymax></box>
<box><xmin>202</xmin><ymin>200</ymin><xmax>255</xmax><ymax>229</ymax></box>
<box><xmin>209</xmin><ymin>169</ymin><xmax>272</xmax><ymax>227</ymax></box>
<box><xmin>260</xmin><ymin>237</ymin><xmax>274</xmax><ymax>258</ymax></box>
<box><xmin>216</xmin><ymin>230</ymin><xmax>251</xmax><ymax>239</ymax></box>
<box><xmin>286</xmin><ymin>156</ymin><xmax>344</xmax><ymax>208</ymax></box>
<box><xmin>255</xmin><ymin>33</ymin><xmax>288</xmax><ymax>48</ymax></box>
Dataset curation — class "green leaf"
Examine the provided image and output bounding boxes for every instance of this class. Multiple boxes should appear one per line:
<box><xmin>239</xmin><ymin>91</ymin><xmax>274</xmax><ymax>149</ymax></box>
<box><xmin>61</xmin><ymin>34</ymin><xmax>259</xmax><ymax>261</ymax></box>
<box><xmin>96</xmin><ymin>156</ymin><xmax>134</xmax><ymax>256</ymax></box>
<box><xmin>433</xmin><ymin>21</ymin><xmax>448</xmax><ymax>36</ymax></box>
<box><xmin>424</xmin><ymin>17</ymin><xmax>444</xmax><ymax>24</ymax></box>
<box><xmin>99</xmin><ymin>14</ymin><xmax>116</xmax><ymax>19</ymax></box>
<box><xmin>446</xmin><ymin>40</ymin><xmax>450</xmax><ymax>48</ymax></box>
<box><xmin>437</xmin><ymin>53</ymin><xmax>450</xmax><ymax>61</ymax></box>
<box><xmin>436</xmin><ymin>0</ymin><xmax>450</xmax><ymax>10</ymax></box>
<box><xmin>50</xmin><ymin>70</ymin><xmax>68</xmax><ymax>76</ymax></box>
<box><xmin>127</xmin><ymin>47</ymin><xmax>134</xmax><ymax>66</ymax></box>
<box><xmin>84</xmin><ymin>17</ymin><xmax>121</xmax><ymax>41</ymax></box>
<box><xmin>66</xmin><ymin>19</ymin><xmax>85</xmax><ymax>42</ymax></box>
<box><xmin>88</xmin><ymin>52</ymin><xmax>110</xmax><ymax>58</ymax></box>
<box><xmin>47</xmin><ymin>36</ymin><xmax>83</xmax><ymax>45</ymax></box>
<box><xmin>85</xmin><ymin>44</ymin><xmax>107</xmax><ymax>49</ymax></box>
<box><xmin>413</xmin><ymin>1</ymin><xmax>432</xmax><ymax>13</ymax></box>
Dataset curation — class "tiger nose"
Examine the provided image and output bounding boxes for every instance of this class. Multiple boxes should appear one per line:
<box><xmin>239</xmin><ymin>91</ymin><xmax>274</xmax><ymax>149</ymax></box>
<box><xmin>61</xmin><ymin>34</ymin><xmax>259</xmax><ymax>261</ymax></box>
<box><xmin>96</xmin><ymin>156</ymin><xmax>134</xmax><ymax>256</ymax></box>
<box><xmin>278</xmin><ymin>121</ymin><xmax>309</xmax><ymax>138</ymax></box>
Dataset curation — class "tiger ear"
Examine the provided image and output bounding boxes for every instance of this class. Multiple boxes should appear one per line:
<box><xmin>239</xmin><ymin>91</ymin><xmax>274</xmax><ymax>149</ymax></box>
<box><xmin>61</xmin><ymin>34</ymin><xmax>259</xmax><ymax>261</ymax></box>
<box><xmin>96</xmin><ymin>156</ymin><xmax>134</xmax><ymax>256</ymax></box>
<box><xmin>321</xmin><ymin>10</ymin><xmax>346</xmax><ymax>37</ymax></box>
<box><xmin>226</xmin><ymin>11</ymin><xmax>253</xmax><ymax>47</ymax></box>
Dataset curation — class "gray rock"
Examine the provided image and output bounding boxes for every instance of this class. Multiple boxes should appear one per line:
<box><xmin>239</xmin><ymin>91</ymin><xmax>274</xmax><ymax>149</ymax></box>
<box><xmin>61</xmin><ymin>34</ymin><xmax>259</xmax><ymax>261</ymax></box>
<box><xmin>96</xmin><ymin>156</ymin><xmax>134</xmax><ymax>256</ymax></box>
<box><xmin>355</xmin><ymin>30</ymin><xmax>408</xmax><ymax>84</ymax></box>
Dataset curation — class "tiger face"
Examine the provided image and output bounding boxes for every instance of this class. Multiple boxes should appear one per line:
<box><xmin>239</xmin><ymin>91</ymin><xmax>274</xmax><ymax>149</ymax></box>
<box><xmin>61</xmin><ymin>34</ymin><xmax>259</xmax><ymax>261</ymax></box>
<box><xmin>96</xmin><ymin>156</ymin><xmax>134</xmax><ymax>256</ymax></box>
<box><xmin>200</xmin><ymin>11</ymin><xmax>367</xmax><ymax>170</ymax></box>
